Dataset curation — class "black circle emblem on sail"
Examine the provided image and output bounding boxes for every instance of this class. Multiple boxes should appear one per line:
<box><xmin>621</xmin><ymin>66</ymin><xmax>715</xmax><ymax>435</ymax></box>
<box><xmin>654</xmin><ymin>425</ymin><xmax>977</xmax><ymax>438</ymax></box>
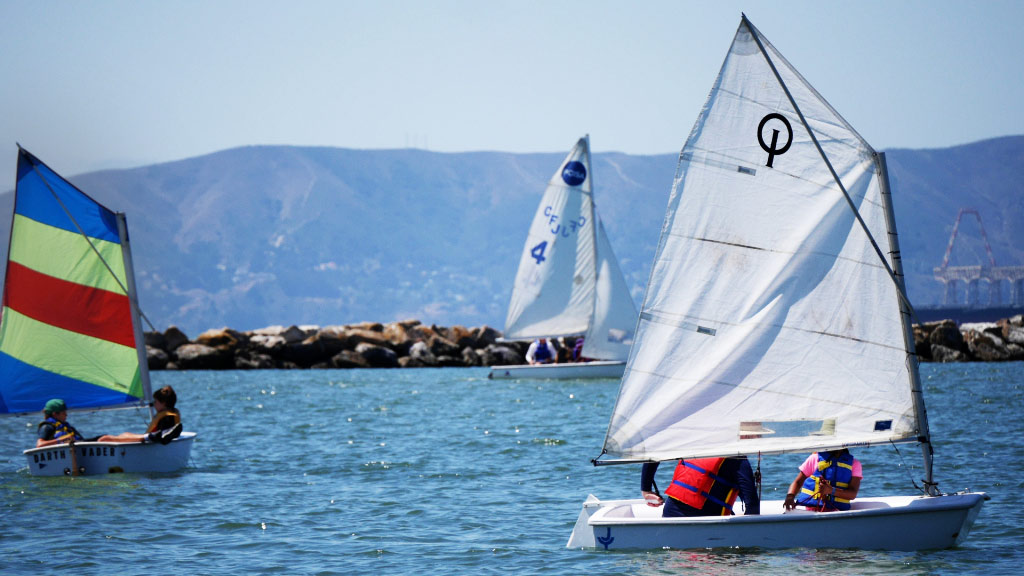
<box><xmin>561</xmin><ymin>161</ymin><xmax>587</xmax><ymax>186</ymax></box>
<box><xmin>757</xmin><ymin>113</ymin><xmax>793</xmax><ymax>168</ymax></box>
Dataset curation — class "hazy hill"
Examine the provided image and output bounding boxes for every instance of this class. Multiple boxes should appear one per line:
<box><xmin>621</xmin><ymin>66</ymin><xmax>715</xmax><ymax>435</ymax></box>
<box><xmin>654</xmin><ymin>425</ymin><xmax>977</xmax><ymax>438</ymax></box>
<box><xmin>1</xmin><ymin>137</ymin><xmax>1020</xmax><ymax>336</ymax></box>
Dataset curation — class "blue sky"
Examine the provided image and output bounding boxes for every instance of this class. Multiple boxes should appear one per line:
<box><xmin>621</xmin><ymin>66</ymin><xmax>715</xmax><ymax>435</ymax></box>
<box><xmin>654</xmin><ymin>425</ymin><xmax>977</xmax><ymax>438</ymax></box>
<box><xmin>1</xmin><ymin>1</ymin><xmax>1021</xmax><ymax>188</ymax></box>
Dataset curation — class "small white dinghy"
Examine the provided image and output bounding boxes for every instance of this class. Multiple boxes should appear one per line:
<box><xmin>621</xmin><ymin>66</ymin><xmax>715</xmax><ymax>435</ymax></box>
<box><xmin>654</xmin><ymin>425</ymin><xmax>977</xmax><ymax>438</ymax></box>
<box><xmin>569</xmin><ymin>15</ymin><xmax>985</xmax><ymax>551</ymax></box>
<box><xmin>0</xmin><ymin>147</ymin><xmax>195</xmax><ymax>476</ymax></box>
<box><xmin>569</xmin><ymin>493</ymin><xmax>986</xmax><ymax>551</ymax></box>
<box><xmin>487</xmin><ymin>360</ymin><xmax>625</xmax><ymax>380</ymax></box>
<box><xmin>23</xmin><ymin>433</ymin><xmax>196</xmax><ymax>477</ymax></box>
<box><xmin>490</xmin><ymin>136</ymin><xmax>637</xmax><ymax>380</ymax></box>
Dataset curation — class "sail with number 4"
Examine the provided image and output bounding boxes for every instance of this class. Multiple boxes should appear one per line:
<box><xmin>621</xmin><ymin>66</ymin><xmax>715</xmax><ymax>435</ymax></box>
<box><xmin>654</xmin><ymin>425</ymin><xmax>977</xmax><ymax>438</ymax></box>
<box><xmin>0</xmin><ymin>147</ymin><xmax>152</xmax><ymax>415</ymax></box>
<box><xmin>503</xmin><ymin>136</ymin><xmax>637</xmax><ymax>361</ymax></box>
<box><xmin>602</xmin><ymin>17</ymin><xmax>927</xmax><ymax>465</ymax></box>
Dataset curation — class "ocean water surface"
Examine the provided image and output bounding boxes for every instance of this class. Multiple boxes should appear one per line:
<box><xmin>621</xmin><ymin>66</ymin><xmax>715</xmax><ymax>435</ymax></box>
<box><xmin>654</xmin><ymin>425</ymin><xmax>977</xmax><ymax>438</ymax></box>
<box><xmin>1</xmin><ymin>363</ymin><xmax>1020</xmax><ymax>574</ymax></box>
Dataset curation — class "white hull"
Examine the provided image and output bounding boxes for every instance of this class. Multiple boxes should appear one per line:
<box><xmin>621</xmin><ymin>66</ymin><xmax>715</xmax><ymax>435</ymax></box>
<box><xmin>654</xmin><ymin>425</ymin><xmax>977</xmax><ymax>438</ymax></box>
<box><xmin>23</xmin><ymin>432</ymin><xmax>196</xmax><ymax>476</ymax></box>
<box><xmin>488</xmin><ymin>361</ymin><xmax>625</xmax><ymax>380</ymax></box>
<box><xmin>568</xmin><ymin>493</ymin><xmax>987</xmax><ymax>551</ymax></box>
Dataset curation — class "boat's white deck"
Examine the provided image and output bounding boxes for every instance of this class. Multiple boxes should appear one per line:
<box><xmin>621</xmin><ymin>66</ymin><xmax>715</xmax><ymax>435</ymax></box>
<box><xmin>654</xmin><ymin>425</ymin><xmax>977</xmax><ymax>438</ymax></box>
<box><xmin>591</xmin><ymin>495</ymin><xmax>925</xmax><ymax>522</ymax></box>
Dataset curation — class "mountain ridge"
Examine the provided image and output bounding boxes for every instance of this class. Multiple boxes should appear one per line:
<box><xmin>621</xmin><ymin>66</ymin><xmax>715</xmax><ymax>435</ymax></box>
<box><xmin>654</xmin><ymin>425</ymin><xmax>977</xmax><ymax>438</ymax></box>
<box><xmin>1</xmin><ymin>137</ymin><xmax>1021</xmax><ymax>336</ymax></box>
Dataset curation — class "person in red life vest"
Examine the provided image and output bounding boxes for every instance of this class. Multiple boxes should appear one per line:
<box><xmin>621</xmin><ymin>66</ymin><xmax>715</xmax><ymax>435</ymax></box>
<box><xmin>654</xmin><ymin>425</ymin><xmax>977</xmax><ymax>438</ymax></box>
<box><xmin>783</xmin><ymin>449</ymin><xmax>862</xmax><ymax>512</ymax></box>
<box><xmin>641</xmin><ymin>456</ymin><xmax>760</xmax><ymax>517</ymax></box>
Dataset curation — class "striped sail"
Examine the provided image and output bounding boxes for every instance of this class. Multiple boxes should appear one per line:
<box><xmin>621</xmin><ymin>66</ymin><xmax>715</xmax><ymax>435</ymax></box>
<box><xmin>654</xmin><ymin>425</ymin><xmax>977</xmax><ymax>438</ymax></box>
<box><xmin>0</xmin><ymin>148</ymin><xmax>149</xmax><ymax>415</ymax></box>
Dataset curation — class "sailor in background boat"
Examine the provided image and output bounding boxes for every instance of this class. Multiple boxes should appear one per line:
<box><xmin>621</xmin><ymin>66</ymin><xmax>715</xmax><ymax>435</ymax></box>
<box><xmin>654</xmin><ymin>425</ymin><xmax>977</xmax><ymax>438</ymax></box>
<box><xmin>525</xmin><ymin>338</ymin><xmax>556</xmax><ymax>365</ymax></box>
<box><xmin>783</xmin><ymin>450</ymin><xmax>862</xmax><ymax>512</ymax></box>
<box><xmin>571</xmin><ymin>337</ymin><xmax>592</xmax><ymax>363</ymax></box>
<box><xmin>640</xmin><ymin>457</ymin><xmax>760</xmax><ymax>517</ymax></box>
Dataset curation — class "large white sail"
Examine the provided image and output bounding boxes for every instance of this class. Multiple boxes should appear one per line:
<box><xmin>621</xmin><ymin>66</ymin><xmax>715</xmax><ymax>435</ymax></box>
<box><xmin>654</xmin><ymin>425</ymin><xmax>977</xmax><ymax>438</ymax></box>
<box><xmin>503</xmin><ymin>138</ymin><xmax>598</xmax><ymax>340</ymax></box>
<box><xmin>581</xmin><ymin>219</ymin><xmax>637</xmax><ymax>361</ymax></box>
<box><xmin>603</xmin><ymin>18</ymin><xmax>919</xmax><ymax>462</ymax></box>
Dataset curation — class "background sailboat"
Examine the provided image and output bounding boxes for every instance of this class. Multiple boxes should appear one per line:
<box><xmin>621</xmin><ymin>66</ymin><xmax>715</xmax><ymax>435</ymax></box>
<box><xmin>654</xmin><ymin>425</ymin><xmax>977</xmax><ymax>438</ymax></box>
<box><xmin>569</xmin><ymin>16</ymin><xmax>985</xmax><ymax>550</ymax></box>
<box><xmin>489</xmin><ymin>136</ymin><xmax>638</xmax><ymax>379</ymax></box>
<box><xmin>1</xmin><ymin>147</ymin><xmax>193</xmax><ymax>476</ymax></box>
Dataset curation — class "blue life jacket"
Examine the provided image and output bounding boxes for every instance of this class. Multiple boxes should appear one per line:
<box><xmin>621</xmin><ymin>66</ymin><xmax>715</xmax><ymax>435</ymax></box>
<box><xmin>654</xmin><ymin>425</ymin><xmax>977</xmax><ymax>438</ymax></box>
<box><xmin>798</xmin><ymin>451</ymin><xmax>855</xmax><ymax>511</ymax></box>
<box><xmin>38</xmin><ymin>416</ymin><xmax>83</xmax><ymax>441</ymax></box>
<box><xmin>532</xmin><ymin>341</ymin><xmax>553</xmax><ymax>362</ymax></box>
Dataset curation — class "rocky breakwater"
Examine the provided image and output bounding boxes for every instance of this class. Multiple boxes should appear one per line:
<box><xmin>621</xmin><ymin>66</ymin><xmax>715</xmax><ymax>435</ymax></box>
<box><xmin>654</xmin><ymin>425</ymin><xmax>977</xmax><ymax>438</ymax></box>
<box><xmin>913</xmin><ymin>315</ymin><xmax>1024</xmax><ymax>362</ymax></box>
<box><xmin>143</xmin><ymin>320</ymin><xmax>533</xmax><ymax>370</ymax></box>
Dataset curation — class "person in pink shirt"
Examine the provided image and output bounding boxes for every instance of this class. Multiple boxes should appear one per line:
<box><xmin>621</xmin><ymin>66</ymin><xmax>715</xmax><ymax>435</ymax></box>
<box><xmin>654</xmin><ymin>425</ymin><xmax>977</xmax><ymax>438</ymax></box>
<box><xmin>783</xmin><ymin>449</ymin><xmax>862</xmax><ymax>511</ymax></box>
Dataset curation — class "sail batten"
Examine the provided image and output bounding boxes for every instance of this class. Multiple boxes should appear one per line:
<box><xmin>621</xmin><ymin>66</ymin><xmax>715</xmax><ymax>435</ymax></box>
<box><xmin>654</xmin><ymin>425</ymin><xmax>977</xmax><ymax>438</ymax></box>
<box><xmin>602</xmin><ymin>18</ymin><xmax>919</xmax><ymax>462</ymax></box>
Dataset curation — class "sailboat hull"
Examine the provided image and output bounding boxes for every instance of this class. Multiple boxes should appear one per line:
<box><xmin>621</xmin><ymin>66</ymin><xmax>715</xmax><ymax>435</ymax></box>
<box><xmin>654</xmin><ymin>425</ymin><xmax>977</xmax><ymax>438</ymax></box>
<box><xmin>568</xmin><ymin>493</ymin><xmax>986</xmax><ymax>551</ymax></box>
<box><xmin>23</xmin><ymin>432</ymin><xmax>196</xmax><ymax>476</ymax></box>
<box><xmin>487</xmin><ymin>361</ymin><xmax>625</xmax><ymax>380</ymax></box>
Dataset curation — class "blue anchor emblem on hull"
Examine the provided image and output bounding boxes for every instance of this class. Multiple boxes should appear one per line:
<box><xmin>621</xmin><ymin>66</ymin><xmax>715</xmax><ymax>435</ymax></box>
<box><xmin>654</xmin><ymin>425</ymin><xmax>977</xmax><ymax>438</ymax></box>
<box><xmin>597</xmin><ymin>527</ymin><xmax>614</xmax><ymax>550</ymax></box>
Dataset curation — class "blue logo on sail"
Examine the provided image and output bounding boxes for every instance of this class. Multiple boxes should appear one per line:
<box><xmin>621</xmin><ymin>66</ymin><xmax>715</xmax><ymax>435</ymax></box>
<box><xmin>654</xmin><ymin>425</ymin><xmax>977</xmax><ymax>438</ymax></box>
<box><xmin>561</xmin><ymin>161</ymin><xmax>586</xmax><ymax>186</ymax></box>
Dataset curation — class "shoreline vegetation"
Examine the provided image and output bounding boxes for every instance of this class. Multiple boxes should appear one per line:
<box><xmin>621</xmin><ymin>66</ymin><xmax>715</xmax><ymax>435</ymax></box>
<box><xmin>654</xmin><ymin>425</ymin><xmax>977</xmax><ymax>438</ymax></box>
<box><xmin>145</xmin><ymin>315</ymin><xmax>1024</xmax><ymax>371</ymax></box>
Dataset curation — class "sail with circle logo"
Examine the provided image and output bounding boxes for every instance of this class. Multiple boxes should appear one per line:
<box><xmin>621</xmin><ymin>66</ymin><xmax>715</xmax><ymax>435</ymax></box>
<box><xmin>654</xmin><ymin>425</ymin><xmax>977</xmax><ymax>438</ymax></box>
<box><xmin>0</xmin><ymin>147</ymin><xmax>152</xmax><ymax>415</ymax></box>
<box><xmin>569</xmin><ymin>15</ymin><xmax>984</xmax><ymax>552</ymax></box>
<box><xmin>601</xmin><ymin>17</ymin><xmax>924</xmax><ymax>462</ymax></box>
<box><xmin>502</xmin><ymin>136</ymin><xmax>637</xmax><ymax>362</ymax></box>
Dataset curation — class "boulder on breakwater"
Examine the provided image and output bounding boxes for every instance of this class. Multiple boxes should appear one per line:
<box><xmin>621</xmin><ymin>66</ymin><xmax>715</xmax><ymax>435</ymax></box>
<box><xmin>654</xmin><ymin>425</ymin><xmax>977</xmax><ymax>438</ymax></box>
<box><xmin>144</xmin><ymin>315</ymin><xmax>1024</xmax><ymax>370</ymax></box>
<box><xmin>144</xmin><ymin>319</ymin><xmax>529</xmax><ymax>370</ymax></box>
<box><xmin>913</xmin><ymin>314</ymin><xmax>1024</xmax><ymax>363</ymax></box>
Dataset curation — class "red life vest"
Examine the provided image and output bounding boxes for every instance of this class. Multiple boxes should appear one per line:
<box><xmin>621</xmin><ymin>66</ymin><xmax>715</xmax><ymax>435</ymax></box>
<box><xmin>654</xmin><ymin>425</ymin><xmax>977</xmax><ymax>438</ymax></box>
<box><xmin>664</xmin><ymin>457</ymin><xmax>738</xmax><ymax>515</ymax></box>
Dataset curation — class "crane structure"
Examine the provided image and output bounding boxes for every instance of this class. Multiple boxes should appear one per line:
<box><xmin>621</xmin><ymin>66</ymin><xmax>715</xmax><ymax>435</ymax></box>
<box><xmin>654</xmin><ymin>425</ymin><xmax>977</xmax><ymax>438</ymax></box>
<box><xmin>933</xmin><ymin>208</ymin><xmax>1024</xmax><ymax>307</ymax></box>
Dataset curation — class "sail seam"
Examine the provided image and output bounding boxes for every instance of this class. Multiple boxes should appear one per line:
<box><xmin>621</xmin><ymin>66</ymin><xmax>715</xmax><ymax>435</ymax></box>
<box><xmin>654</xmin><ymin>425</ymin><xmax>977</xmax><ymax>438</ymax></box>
<box><xmin>664</xmin><ymin>234</ymin><xmax>891</xmax><ymax>272</ymax></box>
<box><xmin>680</xmin><ymin>148</ymin><xmax>885</xmax><ymax>211</ymax></box>
<box><xmin>622</xmin><ymin>368</ymin><xmax>913</xmax><ymax>416</ymax></box>
<box><xmin>639</xmin><ymin>310</ymin><xmax>907</xmax><ymax>353</ymax></box>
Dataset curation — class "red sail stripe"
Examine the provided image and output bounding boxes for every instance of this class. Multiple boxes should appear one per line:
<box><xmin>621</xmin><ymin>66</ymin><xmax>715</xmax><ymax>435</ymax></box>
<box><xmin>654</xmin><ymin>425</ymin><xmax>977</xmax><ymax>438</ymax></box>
<box><xmin>3</xmin><ymin>261</ymin><xmax>136</xmax><ymax>348</ymax></box>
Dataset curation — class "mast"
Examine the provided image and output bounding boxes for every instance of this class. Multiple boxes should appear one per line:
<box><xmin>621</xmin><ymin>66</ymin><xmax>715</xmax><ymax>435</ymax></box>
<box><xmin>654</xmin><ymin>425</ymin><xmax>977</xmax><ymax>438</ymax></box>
<box><xmin>584</xmin><ymin>134</ymin><xmax>599</xmax><ymax>337</ymax></box>
<box><xmin>117</xmin><ymin>213</ymin><xmax>155</xmax><ymax>415</ymax></box>
<box><xmin>876</xmin><ymin>153</ymin><xmax>936</xmax><ymax>495</ymax></box>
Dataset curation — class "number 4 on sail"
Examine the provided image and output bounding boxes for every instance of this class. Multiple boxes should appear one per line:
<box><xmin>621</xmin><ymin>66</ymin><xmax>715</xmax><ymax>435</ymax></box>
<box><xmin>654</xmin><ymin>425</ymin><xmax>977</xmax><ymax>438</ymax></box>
<box><xmin>489</xmin><ymin>136</ymin><xmax>638</xmax><ymax>380</ymax></box>
<box><xmin>568</xmin><ymin>15</ymin><xmax>986</xmax><ymax>550</ymax></box>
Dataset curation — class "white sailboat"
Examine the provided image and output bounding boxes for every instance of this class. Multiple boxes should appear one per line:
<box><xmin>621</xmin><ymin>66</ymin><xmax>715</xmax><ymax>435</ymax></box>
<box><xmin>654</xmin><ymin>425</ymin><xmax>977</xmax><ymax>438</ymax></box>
<box><xmin>1</xmin><ymin>147</ymin><xmax>194</xmax><ymax>476</ymax></box>
<box><xmin>489</xmin><ymin>136</ymin><xmax>638</xmax><ymax>379</ymax></box>
<box><xmin>568</xmin><ymin>16</ymin><xmax>986</xmax><ymax>550</ymax></box>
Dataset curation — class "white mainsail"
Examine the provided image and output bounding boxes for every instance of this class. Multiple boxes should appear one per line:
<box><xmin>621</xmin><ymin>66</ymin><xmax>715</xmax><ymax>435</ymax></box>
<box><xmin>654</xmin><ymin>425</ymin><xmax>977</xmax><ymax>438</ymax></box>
<box><xmin>503</xmin><ymin>136</ymin><xmax>637</xmax><ymax>361</ymax></box>
<box><xmin>603</xmin><ymin>17</ymin><xmax>922</xmax><ymax>462</ymax></box>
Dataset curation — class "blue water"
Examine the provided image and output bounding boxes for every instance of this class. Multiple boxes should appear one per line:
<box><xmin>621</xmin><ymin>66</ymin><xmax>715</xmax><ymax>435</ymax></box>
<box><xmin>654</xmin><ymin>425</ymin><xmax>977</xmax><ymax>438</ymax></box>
<box><xmin>1</xmin><ymin>363</ymin><xmax>1021</xmax><ymax>575</ymax></box>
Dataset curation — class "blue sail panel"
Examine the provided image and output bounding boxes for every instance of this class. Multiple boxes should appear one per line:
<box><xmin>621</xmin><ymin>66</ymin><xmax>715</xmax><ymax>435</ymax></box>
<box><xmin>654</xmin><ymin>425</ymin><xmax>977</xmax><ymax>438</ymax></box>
<box><xmin>0</xmin><ymin>351</ymin><xmax>139</xmax><ymax>415</ymax></box>
<box><xmin>15</xmin><ymin>151</ymin><xmax>120</xmax><ymax>243</ymax></box>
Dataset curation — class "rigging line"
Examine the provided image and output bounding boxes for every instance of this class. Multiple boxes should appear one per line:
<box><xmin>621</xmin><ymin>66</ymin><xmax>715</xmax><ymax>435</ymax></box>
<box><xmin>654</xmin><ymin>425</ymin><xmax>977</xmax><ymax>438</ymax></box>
<box><xmin>131</xmin><ymin>299</ymin><xmax>157</xmax><ymax>332</ymax></box>
<box><xmin>755</xmin><ymin>451</ymin><xmax>762</xmax><ymax>502</ymax></box>
<box><xmin>890</xmin><ymin>439</ymin><xmax>927</xmax><ymax>495</ymax></box>
<box><xmin>742</xmin><ymin>16</ymin><xmax>916</xmax><ymax>315</ymax></box>
<box><xmin>27</xmin><ymin>161</ymin><xmax>132</xmax><ymax>298</ymax></box>
<box><xmin>27</xmin><ymin>157</ymin><xmax>157</xmax><ymax>334</ymax></box>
